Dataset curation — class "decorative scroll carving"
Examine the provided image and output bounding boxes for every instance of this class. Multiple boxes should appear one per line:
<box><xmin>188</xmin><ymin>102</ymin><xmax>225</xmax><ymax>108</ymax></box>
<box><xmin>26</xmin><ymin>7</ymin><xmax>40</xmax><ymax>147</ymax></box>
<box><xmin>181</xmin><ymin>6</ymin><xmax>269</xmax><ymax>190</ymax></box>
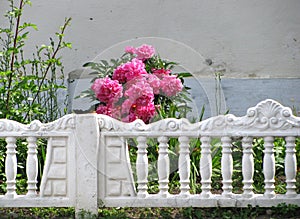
<box><xmin>28</xmin><ymin>114</ymin><xmax>75</xmax><ymax>131</ymax></box>
<box><xmin>0</xmin><ymin>114</ymin><xmax>75</xmax><ymax>133</ymax></box>
<box><xmin>199</xmin><ymin>114</ymin><xmax>236</xmax><ymax>132</ymax></box>
<box><xmin>200</xmin><ymin>99</ymin><xmax>300</xmax><ymax>132</ymax></box>
<box><xmin>98</xmin><ymin>99</ymin><xmax>300</xmax><ymax>134</ymax></box>
<box><xmin>97</xmin><ymin>114</ymin><xmax>147</xmax><ymax>131</ymax></box>
<box><xmin>0</xmin><ymin>120</ymin><xmax>25</xmax><ymax>132</ymax></box>
<box><xmin>244</xmin><ymin>99</ymin><xmax>300</xmax><ymax>130</ymax></box>
<box><xmin>97</xmin><ymin>115</ymin><xmax>199</xmax><ymax>133</ymax></box>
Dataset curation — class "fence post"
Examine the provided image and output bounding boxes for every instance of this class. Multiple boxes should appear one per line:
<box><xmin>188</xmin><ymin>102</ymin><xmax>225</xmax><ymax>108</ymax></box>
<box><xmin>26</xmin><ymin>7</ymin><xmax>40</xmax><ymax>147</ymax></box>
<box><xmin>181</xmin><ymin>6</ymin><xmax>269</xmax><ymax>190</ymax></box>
<box><xmin>74</xmin><ymin>114</ymin><xmax>99</xmax><ymax>216</ymax></box>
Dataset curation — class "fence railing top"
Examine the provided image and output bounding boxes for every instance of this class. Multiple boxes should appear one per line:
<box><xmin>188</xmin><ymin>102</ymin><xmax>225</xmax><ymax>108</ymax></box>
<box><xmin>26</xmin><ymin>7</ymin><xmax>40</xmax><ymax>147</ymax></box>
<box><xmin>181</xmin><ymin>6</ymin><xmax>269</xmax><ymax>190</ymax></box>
<box><xmin>97</xmin><ymin>99</ymin><xmax>300</xmax><ymax>136</ymax></box>
<box><xmin>0</xmin><ymin>114</ymin><xmax>75</xmax><ymax>135</ymax></box>
<box><xmin>1</xmin><ymin>99</ymin><xmax>299</xmax><ymax>136</ymax></box>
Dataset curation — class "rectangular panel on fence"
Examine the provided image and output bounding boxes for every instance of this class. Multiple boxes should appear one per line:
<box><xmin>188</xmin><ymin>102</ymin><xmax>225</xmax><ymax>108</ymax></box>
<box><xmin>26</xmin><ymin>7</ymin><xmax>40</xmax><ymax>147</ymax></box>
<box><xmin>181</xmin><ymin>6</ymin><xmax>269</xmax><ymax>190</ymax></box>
<box><xmin>0</xmin><ymin>115</ymin><xmax>76</xmax><ymax>208</ymax></box>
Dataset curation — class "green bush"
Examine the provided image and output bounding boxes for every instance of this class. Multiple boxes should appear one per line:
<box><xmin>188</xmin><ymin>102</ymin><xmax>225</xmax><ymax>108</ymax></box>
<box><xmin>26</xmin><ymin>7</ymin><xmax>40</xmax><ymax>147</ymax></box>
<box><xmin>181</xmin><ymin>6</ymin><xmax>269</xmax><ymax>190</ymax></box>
<box><xmin>0</xmin><ymin>0</ymin><xmax>71</xmax><ymax>194</ymax></box>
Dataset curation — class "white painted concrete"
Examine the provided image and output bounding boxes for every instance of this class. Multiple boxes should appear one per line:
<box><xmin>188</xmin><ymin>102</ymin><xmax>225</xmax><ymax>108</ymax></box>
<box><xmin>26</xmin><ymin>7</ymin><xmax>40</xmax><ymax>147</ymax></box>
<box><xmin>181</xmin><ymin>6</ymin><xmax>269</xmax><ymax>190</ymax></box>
<box><xmin>1</xmin><ymin>99</ymin><xmax>300</xmax><ymax>215</ymax></box>
<box><xmin>1</xmin><ymin>0</ymin><xmax>300</xmax><ymax>78</ymax></box>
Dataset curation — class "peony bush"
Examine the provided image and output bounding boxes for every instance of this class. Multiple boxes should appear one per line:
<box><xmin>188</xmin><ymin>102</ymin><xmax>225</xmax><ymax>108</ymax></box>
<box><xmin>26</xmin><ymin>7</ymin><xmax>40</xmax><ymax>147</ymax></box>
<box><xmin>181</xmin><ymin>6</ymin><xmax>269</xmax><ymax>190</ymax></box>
<box><xmin>82</xmin><ymin>44</ymin><xmax>192</xmax><ymax>123</ymax></box>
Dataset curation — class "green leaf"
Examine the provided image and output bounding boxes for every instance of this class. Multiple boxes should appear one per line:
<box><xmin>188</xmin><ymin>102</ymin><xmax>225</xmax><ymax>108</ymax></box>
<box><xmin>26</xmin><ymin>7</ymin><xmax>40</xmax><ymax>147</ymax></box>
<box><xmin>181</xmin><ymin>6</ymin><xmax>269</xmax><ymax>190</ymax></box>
<box><xmin>177</xmin><ymin>72</ymin><xmax>192</xmax><ymax>78</ymax></box>
<box><xmin>100</xmin><ymin>60</ymin><xmax>109</xmax><ymax>66</ymax></box>
<box><xmin>63</xmin><ymin>42</ymin><xmax>72</xmax><ymax>48</ymax></box>
<box><xmin>83</xmin><ymin>62</ymin><xmax>96</xmax><ymax>67</ymax></box>
<box><xmin>19</xmin><ymin>22</ymin><xmax>38</xmax><ymax>31</ymax></box>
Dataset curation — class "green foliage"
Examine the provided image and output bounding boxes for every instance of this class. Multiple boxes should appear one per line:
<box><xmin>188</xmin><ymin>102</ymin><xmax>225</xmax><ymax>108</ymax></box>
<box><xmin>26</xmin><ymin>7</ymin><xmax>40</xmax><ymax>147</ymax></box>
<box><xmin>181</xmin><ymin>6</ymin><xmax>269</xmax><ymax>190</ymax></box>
<box><xmin>2</xmin><ymin>205</ymin><xmax>300</xmax><ymax>218</ymax></box>
<box><xmin>78</xmin><ymin>54</ymin><xmax>134</xmax><ymax>101</ymax></box>
<box><xmin>0</xmin><ymin>0</ymin><xmax>71</xmax><ymax>123</ymax></box>
<box><xmin>0</xmin><ymin>207</ymin><xmax>75</xmax><ymax>218</ymax></box>
<box><xmin>0</xmin><ymin>0</ymin><xmax>71</xmax><ymax>194</ymax></box>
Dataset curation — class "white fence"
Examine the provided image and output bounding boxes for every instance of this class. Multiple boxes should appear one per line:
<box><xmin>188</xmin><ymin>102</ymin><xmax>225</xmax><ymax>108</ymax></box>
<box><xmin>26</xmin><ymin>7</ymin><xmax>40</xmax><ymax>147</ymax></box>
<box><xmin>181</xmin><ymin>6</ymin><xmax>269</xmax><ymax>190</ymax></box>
<box><xmin>0</xmin><ymin>99</ymin><xmax>299</xmax><ymax>215</ymax></box>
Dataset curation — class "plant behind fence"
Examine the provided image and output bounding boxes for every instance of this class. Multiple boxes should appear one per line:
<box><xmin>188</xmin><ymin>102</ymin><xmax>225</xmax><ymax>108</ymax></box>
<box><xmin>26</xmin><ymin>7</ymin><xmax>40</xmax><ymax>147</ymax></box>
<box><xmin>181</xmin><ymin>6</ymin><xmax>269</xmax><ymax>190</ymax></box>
<box><xmin>0</xmin><ymin>0</ymin><xmax>71</xmax><ymax>194</ymax></box>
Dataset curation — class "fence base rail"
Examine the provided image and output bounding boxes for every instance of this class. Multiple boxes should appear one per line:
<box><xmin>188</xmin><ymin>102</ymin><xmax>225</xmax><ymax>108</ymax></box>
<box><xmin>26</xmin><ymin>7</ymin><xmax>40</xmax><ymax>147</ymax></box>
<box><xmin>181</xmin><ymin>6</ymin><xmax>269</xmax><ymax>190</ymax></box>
<box><xmin>102</xmin><ymin>194</ymin><xmax>300</xmax><ymax>208</ymax></box>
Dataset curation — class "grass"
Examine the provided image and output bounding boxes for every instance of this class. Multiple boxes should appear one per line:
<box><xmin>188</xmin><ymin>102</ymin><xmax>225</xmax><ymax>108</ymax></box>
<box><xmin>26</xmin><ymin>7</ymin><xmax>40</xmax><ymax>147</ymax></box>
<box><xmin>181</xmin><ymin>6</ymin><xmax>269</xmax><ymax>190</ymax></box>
<box><xmin>0</xmin><ymin>205</ymin><xmax>300</xmax><ymax>219</ymax></box>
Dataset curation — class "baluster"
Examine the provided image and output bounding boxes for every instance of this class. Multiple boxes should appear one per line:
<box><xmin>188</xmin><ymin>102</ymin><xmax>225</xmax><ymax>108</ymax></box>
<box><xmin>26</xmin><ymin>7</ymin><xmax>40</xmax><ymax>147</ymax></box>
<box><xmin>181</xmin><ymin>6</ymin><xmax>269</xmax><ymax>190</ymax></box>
<box><xmin>285</xmin><ymin>136</ymin><xmax>297</xmax><ymax>196</ymax></box>
<box><xmin>221</xmin><ymin>136</ymin><xmax>233</xmax><ymax>197</ymax></box>
<box><xmin>178</xmin><ymin>136</ymin><xmax>190</xmax><ymax>197</ymax></box>
<box><xmin>26</xmin><ymin>136</ymin><xmax>38</xmax><ymax>197</ymax></box>
<box><xmin>5</xmin><ymin>137</ymin><xmax>17</xmax><ymax>198</ymax></box>
<box><xmin>136</xmin><ymin>136</ymin><xmax>148</xmax><ymax>198</ymax></box>
<box><xmin>242</xmin><ymin>136</ymin><xmax>254</xmax><ymax>198</ymax></box>
<box><xmin>200</xmin><ymin>136</ymin><xmax>212</xmax><ymax>197</ymax></box>
<box><xmin>263</xmin><ymin>136</ymin><xmax>275</xmax><ymax>198</ymax></box>
<box><xmin>157</xmin><ymin>136</ymin><xmax>170</xmax><ymax>197</ymax></box>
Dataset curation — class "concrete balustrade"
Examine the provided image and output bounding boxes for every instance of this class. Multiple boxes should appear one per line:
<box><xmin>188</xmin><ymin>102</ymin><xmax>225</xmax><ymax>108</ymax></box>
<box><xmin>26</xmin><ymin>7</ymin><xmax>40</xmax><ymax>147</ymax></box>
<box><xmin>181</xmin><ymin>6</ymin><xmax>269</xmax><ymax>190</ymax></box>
<box><xmin>0</xmin><ymin>99</ymin><xmax>300</xmax><ymax>217</ymax></box>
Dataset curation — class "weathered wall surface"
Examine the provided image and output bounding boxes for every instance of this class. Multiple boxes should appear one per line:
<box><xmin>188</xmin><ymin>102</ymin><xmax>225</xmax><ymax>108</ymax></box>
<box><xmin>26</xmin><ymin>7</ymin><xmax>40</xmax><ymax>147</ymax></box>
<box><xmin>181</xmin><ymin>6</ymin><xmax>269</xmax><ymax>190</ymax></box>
<box><xmin>1</xmin><ymin>0</ymin><xmax>299</xmax><ymax>115</ymax></box>
<box><xmin>1</xmin><ymin>0</ymin><xmax>300</xmax><ymax>78</ymax></box>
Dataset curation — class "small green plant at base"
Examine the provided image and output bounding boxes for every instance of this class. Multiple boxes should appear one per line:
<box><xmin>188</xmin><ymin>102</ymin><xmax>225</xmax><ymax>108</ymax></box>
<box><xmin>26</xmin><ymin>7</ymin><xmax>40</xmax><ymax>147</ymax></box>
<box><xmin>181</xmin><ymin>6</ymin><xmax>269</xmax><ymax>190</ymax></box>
<box><xmin>1</xmin><ymin>205</ymin><xmax>300</xmax><ymax>218</ymax></box>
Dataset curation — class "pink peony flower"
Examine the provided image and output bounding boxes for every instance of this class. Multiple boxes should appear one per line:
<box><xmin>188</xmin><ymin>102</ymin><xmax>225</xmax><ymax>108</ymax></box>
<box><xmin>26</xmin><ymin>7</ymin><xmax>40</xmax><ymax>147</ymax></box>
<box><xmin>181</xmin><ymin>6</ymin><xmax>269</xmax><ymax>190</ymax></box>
<box><xmin>135</xmin><ymin>44</ymin><xmax>155</xmax><ymax>61</ymax></box>
<box><xmin>112</xmin><ymin>58</ymin><xmax>147</xmax><ymax>83</ymax></box>
<box><xmin>122</xmin><ymin>111</ymin><xmax>138</xmax><ymax>123</ymax></box>
<box><xmin>135</xmin><ymin>95</ymin><xmax>154</xmax><ymax>106</ymax></box>
<box><xmin>121</xmin><ymin>99</ymin><xmax>134</xmax><ymax>115</ymax></box>
<box><xmin>152</xmin><ymin>68</ymin><xmax>172</xmax><ymax>78</ymax></box>
<box><xmin>91</xmin><ymin>44</ymin><xmax>186</xmax><ymax>124</ymax></box>
<box><xmin>96</xmin><ymin>104</ymin><xmax>112</xmax><ymax>116</ymax></box>
<box><xmin>91</xmin><ymin>77</ymin><xmax>123</xmax><ymax>104</ymax></box>
<box><xmin>146</xmin><ymin>74</ymin><xmax>161</xmax><ymax>94</ymax></box>
<box><xmin>96</xmin><ymin>102</ymin><xmax>122</xmax><ymax>120</ymax></box>
<box><xmin>135</xmin><ymin>102</ymin><xmax>156</xmax><ymax>123</ymax></box>
<box><xmin>124</xmin><ymin>76</ymin><xmax>154</xmax><ymax>102</ymax></box>
<box><xmin>160</xmin><ymin>75</ymin><xmax>183</xmax><ymax>97</ymax></box>
<box><xmin>125</xmin><ymin>46</ymin><xmax>136</xmax><ymax>54</ymax></box>
<box><xmin>110</xmin><ymin>104</ymin><xmax>122</xmax><ymax>120</ymax></box>
<box><xmin>121</xmin><ymin>99</ymin><xmax>156</xmax><ymax>123</ymax></box>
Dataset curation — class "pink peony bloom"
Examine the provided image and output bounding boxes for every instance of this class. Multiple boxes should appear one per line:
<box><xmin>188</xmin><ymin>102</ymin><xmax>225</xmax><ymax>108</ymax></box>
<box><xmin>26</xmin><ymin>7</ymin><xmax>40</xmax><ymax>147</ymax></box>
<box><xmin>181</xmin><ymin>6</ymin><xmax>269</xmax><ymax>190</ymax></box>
<box><xmin>91</xmin><ymin>44</ymin><xmax>185</xmax><ymax>124</ymax></box>
<box><xmin>160</xmin><ymin>75</ymin><xmax>183</xmax><ymax>97</ymax></box>
<box><xmin>122</xmin><ymin>112</ymin><xmax>138</xmax><ymax>123</ymax></box>
<box><xmin>96</xmin><ymin>102</ymin><xmax>122</xmax><ymax>120</ymax></box>
<box><xmin>110</xmin><ymin>104</ymin><xmax>122</xmax><ymax>120</ymax></box>
<box><xmin>121</xmin><ymin>98</ymin><xmax>156</xmax><ymax>123</ymax></box>
<box><xmin>96</xmin><ymin>104</ymin><xmax>112</xmax><ymax>116</ymax></box>
<box><xmin>124</xmin><ymin>76</ymin><xmax>154</xmax><ymax>102</ymax></box>
<box><xmin>152</xmin><ymin>68</ymin><xmax>172</xmax><ymax>79</ymax></box>
<box><xmin>146</xmin><ymin>74</ymin><xmax>161</xmax><ymax>94</ymax></box>
<box><xmin>112</xmin><ymin>58</ymin><xmax>147</xmax><ymax>83</ymax></box>
<box><xmin>135</xmin><ymin>44</ymin><xmax>155</xmax><ymax>61</ymax></box>
<box><xmin>135</xmin><ymin>102</ymin><xmax>156</xmax><ymax>123</ymax></box>
<box><xmin>91</xmin><ymin>77</ymin><xmax>123</xmax><ymax>104</ymax></box>
<box><xmin>121</xmin><ymin>99</ymin><xmax>134</xmax><ymax>115</ymax></box>
<box><xmin>125</xmin><ymin>46</ymin><xmax>136</xmax><ymax>54</ymax></box>
<box><xmin>135</xmin><ymin>95</ymin><xmax>154</xmax><ymax>107</ymax></box>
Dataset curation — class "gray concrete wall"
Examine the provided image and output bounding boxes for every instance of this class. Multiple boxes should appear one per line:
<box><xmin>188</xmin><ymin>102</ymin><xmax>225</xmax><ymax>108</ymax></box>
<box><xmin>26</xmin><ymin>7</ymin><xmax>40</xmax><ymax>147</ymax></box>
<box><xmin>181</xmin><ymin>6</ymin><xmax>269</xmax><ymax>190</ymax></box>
<box><xmin>1</xmin><ymin>0</ymin><xmax>300</xmax><ymax>78</ymax></box>
<box><xmin>1</xmin><ymin>0</ymin><xmax>299</xmax><ymax>116</ymax></box>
